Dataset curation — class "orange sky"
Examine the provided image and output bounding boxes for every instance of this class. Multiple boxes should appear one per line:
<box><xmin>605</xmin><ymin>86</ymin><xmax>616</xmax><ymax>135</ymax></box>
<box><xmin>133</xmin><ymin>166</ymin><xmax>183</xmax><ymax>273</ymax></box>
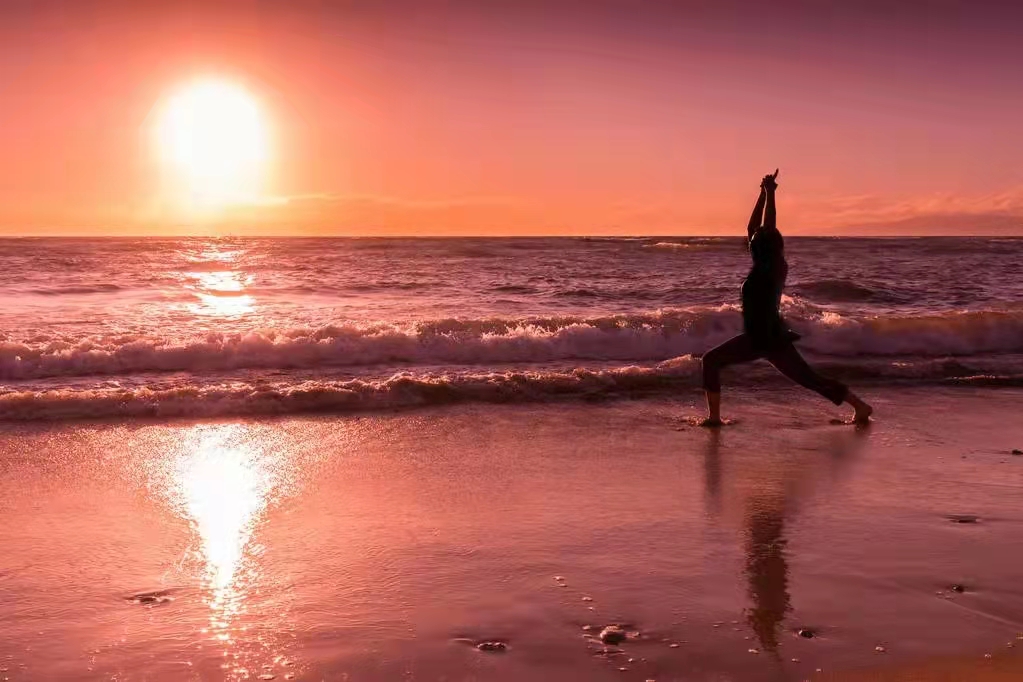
<box><xmin>1</xmin><ymin>0</ymin><xmax>1021</xmax><ymax>236</ymax></box>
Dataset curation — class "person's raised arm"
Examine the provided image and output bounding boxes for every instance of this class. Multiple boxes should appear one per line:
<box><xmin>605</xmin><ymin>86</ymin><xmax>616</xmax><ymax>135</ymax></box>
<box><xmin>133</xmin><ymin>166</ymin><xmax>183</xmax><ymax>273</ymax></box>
<box><xmin>747</xmin><ymin>187</ymin><xmax>767</xmax><ymax>241</ymax></box>
<box><xmin>762</xmin><ymin>170</ymin><xmax>778</xmax><ymax>232</ymax></box>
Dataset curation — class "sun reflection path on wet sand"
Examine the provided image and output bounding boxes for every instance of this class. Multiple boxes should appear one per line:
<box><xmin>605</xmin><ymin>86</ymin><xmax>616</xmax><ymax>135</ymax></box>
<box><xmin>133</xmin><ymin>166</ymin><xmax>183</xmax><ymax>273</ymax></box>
<box><xmin>172</xmin><ymin>425</ymin><xmax>274</xmax><ymax>640</ymax></box>
<box><xmin>135</xmin><ymin>421</ymin><xmax>309</xmax><ymax>680</ymax></box>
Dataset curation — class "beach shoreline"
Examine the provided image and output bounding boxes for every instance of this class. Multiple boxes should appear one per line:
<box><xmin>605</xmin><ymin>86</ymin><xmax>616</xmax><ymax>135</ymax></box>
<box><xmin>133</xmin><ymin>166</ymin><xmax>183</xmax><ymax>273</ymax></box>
<box><xmin>2</xmin><ymin>386</ymin><xmax>1022</xmax><ymax>681</ymax></box>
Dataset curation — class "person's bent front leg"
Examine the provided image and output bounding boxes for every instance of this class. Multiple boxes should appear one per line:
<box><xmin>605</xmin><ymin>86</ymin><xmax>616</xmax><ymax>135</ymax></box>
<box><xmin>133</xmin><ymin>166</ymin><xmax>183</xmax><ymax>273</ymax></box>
<box><xmin>700</xmin><ymin>333</ymin><xmax>759</xmax><ymax>425</ymax></box>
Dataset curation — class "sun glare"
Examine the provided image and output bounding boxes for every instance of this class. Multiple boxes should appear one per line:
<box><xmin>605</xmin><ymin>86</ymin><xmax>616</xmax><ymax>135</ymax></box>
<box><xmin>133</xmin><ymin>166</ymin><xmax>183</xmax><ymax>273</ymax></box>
<box><xmin>156</xmin><ymin>79</ymin><xmax>269</xmax><ymax>209</ymax></box>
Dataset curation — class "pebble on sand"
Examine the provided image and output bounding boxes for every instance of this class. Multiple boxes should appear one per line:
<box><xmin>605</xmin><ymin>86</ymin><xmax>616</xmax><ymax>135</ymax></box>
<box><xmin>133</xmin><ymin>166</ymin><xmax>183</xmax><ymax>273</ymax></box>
<box><xmin>950</xmin><ymin>584</ymin><xmax>966</xmax><ymax>593</ymax></box>
<box><xmin>947</xmin><ymin>514</ymin><xmax>980</xmax><ymax>524</ymax></box>
<box><xmin>669</xmin><ymin>643</ymin><xmax>680</xmax><ymax>649</ymax></box>
<box><xmin>748</xmin><ymin>648</ymin><xmax>760</xmax><ymax>655</ymax></box>
<box><xmin>1012</xmin><ymin>449</ymin><xmax>1022</xmax><ymax>455</ymax></box>
<box><xmin>126</xmin><ymin>590</ymin><xmax>173</xmax><ymax>606</ymax></box>
<box><xmin>599</xmin><ymin>626</ymin><xmax>628</xmax><ymax>645</ymax></box>
<box><xmin>875</xmin><ymin>646</ymin><xmax>887</xmax><ymax>653</ymax></box>
<box><xmin>582</xmin><ymin>596</ymin><xmax>594</xmax><ymax>602</ymax></box>
<box><xmin>476</xmin><ymin>641</ymin><xmax>508</xmax><ymax>652</ymax></box>
<box><xmin>797</xmin><ymin>628</ymin><xmax>816</xmax><ymax>639</ymax></box>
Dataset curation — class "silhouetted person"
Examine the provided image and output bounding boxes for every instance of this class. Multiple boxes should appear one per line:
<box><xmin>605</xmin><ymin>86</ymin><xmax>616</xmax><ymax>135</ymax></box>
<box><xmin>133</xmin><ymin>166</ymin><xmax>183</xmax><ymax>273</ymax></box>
<box><xmin>701</xmin><ymin>171</ymin><xmax>873</xmax><ymax>425</ymax></box>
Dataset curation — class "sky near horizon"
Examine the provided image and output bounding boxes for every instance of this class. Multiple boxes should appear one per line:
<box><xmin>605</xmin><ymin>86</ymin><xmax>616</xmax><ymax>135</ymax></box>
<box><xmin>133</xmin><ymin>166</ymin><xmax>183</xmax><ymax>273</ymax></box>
<box><xmin>1</xmin><ymin>0</ymin><xmax>1021</xmax><ymax>236</ymax></box>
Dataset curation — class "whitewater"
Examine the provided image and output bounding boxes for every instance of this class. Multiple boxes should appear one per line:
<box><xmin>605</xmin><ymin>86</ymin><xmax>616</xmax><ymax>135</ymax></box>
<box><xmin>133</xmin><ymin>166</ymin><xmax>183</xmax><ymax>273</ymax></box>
<box><xmin>2</xmin><ymin>236</ymin><xmax>1022</xmax><ymax>420</ymax></box>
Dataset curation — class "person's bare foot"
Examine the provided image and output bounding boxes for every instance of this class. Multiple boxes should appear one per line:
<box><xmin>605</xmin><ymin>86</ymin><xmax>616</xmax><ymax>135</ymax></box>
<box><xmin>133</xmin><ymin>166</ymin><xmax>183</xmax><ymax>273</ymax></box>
<box><xmin>853</xmin><ymin>401</ymin><xmax>873</xmax><ymax>424</ymax></box>
<box><xmin>845</xmin><ymin>391</ymin><xmax>873</xmax><ymax>424</ymax></box>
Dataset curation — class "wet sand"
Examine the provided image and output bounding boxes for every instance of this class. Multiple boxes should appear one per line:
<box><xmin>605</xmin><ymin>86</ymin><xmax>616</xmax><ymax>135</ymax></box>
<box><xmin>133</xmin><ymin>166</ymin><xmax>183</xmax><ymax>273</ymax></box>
<box><xmin>1</xmin><ymin>386</ymin><xmax>1022</xmax><ymax>681</ymax></box>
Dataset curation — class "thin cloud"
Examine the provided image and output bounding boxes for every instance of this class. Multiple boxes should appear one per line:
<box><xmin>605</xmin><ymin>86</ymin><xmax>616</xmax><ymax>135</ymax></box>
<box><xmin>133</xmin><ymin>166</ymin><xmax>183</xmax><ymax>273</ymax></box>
<box><xmin>791</xmin><ymin>186</ymin><xmax>1023</xmax><ymax>235</ymax></box>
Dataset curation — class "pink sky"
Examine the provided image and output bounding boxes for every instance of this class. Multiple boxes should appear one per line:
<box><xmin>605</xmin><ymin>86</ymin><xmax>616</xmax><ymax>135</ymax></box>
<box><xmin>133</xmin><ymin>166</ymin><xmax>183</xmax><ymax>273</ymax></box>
<box><xmin>1</xmin><ymin>0</ymin><xmax>1021</xmax><ymax>236</ymax></box>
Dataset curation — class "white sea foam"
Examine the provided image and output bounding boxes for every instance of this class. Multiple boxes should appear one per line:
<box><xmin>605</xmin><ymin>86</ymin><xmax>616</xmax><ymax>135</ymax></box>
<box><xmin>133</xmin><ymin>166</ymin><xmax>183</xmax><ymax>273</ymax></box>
<box><xmin>3</xmin><ymin>352</ymin><xmax>1023</xmax><ymax>421</ymax></box>
<box><xmin>3</xmin><ymin>308</ymin><xmax>1023</xmax><ymax>382</ymax></box>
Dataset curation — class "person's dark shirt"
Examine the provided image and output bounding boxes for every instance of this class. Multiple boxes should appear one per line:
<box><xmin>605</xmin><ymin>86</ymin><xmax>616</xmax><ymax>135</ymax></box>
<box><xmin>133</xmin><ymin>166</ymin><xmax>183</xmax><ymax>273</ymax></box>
<box><xmin>741</xmin><ymin>227</ymin><xmax>789</xmax><ymax>343</ymax></box>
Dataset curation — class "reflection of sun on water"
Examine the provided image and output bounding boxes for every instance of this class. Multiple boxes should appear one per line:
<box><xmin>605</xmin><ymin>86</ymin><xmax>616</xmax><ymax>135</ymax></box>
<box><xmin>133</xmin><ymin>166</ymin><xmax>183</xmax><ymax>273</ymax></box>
<box><xmin>178</xmin><ymin>242</ymin><xmax>257</xmax><ymax>317</ymax></box>
<box><xmin>174</xmin><ymin>425</ymin><xmax>273</xmax><ymax>630</ymax></box>
<box><xmin>188</xmin><ymin>270</ymin><xmax>256</xmax><ymax>316</ymax></box>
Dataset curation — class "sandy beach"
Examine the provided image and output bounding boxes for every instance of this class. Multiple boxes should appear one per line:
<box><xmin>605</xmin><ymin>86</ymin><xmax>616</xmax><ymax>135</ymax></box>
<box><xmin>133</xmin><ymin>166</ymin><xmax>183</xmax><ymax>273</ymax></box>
<box><xmin>2</xmin><ymin>385</ymin><xmax>1022</xmax><ymax>681</ymax></box>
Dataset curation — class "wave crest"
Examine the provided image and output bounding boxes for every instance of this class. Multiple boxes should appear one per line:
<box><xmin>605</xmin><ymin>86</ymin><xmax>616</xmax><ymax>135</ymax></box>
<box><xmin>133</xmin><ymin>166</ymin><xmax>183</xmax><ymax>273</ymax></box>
<box><xmin>0</xmin><ymin>360</ymin><xmax>699</xmax><ymax>421</ymax></box>
<box><xmin>3</xmin><ymin>307</ymin><xmax>1023</xmax><ymax>381</ymax></box>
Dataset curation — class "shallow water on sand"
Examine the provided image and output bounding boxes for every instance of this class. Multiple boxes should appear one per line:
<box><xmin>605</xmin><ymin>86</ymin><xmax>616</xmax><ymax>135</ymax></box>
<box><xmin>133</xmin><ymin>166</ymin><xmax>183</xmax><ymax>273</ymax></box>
<box><xmin>1</xmin><ymin>387</ymin><xmax>1022</xmax><ymax>681</ymax></box>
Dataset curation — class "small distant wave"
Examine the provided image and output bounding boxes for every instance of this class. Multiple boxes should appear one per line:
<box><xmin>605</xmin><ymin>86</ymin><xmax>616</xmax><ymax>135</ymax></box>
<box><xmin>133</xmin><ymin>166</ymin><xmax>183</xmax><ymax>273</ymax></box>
<box><xmin>491</xmin><ymin>285</ymin><xmax>540</xmax><ymax>294</ymax></box>
<box><xmin>3</xmin><ymin>307</ymin><xmax>1023</xmax><ymax>382</ymax></box>
<box><xmin>643</xmin><ymin>240</ymin><xmax>730</xmax><ymax>251</ymax></box>
<box><xmin>790</xmin><ymin>279</ymin><xmax>909</xmax><ymax>304</ymax></box>
<box><xmin>22</xmin><ymin>283</ymin><xmax>124</xmax><ymax>296</ymax></box>
<box><xmin>345</xmin><ymin>281</ymin><xmax>434</xmax><ymax>292</ymax></box>
<box><xmin>646</xmin><ymin>242</ymin><xmax>691</xmax><ymax>250</ymax></box>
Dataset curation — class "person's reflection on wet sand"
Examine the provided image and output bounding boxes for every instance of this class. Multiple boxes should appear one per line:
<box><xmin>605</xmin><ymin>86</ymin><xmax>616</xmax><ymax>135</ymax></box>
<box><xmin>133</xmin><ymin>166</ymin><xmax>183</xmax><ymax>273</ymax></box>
<box><xmin>702</xmin><ymin>429</ymin><xmax>723</xmax><ymax>518</ymax></box>
<box><xmin>700</xmin><ymin>426</ymin><xmax>870</xmax><ymax>663</ymax></box>
<box><xmin>743</xmin><ymin>494</ymin><xmax>791</xmax><ymax>656</ymax></box>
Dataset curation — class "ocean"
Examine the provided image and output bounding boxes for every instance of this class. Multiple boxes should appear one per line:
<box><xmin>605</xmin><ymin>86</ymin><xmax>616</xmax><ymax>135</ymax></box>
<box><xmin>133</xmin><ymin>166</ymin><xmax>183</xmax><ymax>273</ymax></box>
<box><xmin>2</xmin><ymin>236</ymin><xmax>1022</xmax><ymax>420</ymax></box>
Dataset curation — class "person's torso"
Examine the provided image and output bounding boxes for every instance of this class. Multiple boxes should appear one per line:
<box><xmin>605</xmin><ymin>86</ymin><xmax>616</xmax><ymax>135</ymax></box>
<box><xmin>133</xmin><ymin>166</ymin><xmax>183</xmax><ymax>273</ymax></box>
<box><xmin>743</xmin><ymin>228</ymin><xmax>787</xmax><ymax>308</ymax></box>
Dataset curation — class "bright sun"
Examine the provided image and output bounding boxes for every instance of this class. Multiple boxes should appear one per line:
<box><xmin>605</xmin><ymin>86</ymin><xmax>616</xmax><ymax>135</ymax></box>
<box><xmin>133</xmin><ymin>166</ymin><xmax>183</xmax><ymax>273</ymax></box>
<box><xmin>157</xmin><ymin>79</ymin><xmax>269</xmax><ymax>209</ymax></box>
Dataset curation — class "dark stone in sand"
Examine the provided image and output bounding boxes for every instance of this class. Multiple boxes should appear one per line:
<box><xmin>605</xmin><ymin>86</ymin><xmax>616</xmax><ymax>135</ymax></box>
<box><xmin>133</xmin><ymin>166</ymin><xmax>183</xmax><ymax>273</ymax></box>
<box><xmin>126</xmin><ymin>590</ymin><xmax>173</xmax><ymax>606</ymax></box>
<box><xmin>1012</xmin><ymin>449</ymin><xmax>1022</xmax><ymax>455</ymax></box>
<box><xmin>947</xmin><ymin>514</ymin><xmax>979</xmax><ymax>524</ymax></box>
<box><xmin>797</xmin><ymin>628</ymin><xmax>816</xmax><ymax>639</ymax></box>
<box><xmin>951</xmin><ymin>584</ymin><xmax>966</xmax><ymax>593</ymax></box>
<box><xmin>476</xmin><ymin>641</ymin><xmax>508</xmax><ymax>652</ymax></box>
<box><xmin>600</xmin><ymin>625</ymin><xmax>628</xmax><ymax>645</ymax></box>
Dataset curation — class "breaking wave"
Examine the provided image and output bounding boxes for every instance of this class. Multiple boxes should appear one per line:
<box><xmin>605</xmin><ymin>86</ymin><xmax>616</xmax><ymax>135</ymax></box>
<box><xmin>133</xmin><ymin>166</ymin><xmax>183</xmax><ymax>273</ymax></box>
<box><xmin>3</xmin><ymin>353</ymin><xmax>1023</xmax><ymax>421</ymax></box>
<box><xmin>0</xmin><ymin>360</ymin><xmax>699</xmax><ymax>421</ymax></box>
<box><xmin>3</xmin><ymin>307</ymin><xmax>1023</xmax><ymax>382</ymax></box>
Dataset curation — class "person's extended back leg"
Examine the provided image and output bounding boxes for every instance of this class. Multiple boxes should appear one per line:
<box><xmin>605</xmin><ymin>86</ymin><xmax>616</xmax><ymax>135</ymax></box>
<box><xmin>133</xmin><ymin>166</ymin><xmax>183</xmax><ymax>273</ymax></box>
<box><xmin>701</xmin><ymin>333</ymin><xmax>761</xmax><ymax>425</ymax></box>
<box><xmin>765</xmin><ymin>343</ymin><xmax>873</xmax><ymax>423</ymax></box>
